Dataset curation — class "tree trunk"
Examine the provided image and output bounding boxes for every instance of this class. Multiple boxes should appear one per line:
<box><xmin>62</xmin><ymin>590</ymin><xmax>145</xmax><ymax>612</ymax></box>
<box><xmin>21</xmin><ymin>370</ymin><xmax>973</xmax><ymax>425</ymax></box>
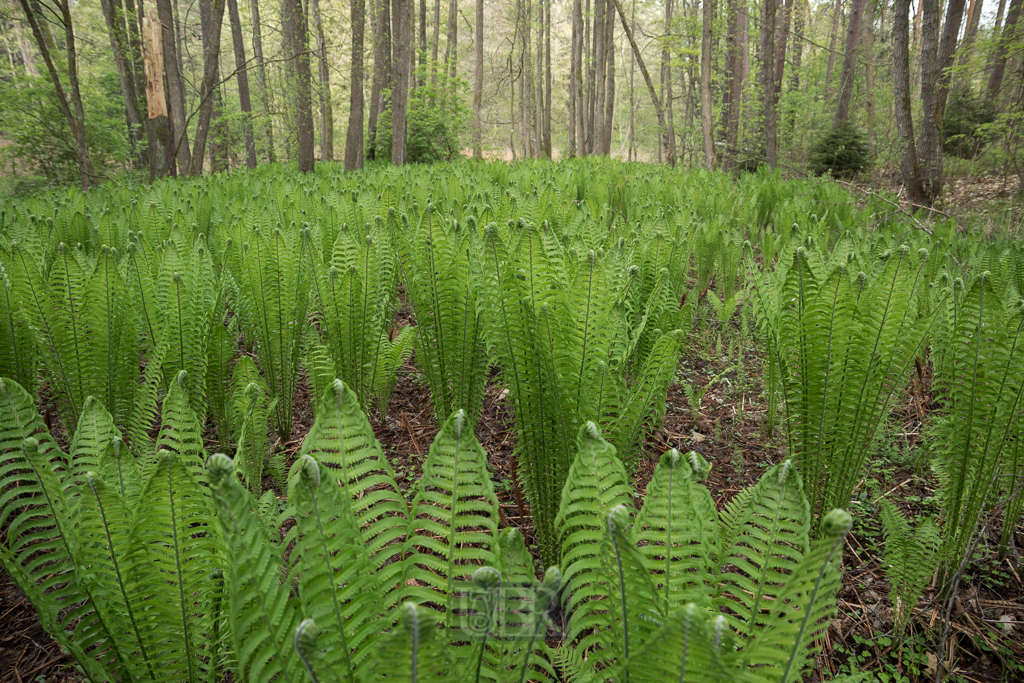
<box><xmin>834</xmin><ymin>0</ymin><xmax>866</xmax><ymax>124</ymax></box>
<box><xmin>391</xmin><ymin>0</ymin><xmax>411</xmax><ymax>164</ymax></box>
<box><xmin>284</xmin><ymin>0</ymin><xmax>315</xmax><ymax>171</ymax></box>
<box><xmin>142</xmin><ymin>9</ymin><xmax>172</xmax><ymax>179</ymax></box>
<box><xmin>628</xmin><ymin>0</ymin><xmax>636</xmax><ymax>160</ymax></box>
<box><xmin>473</xmin><ymin>0</ymin><xmax>483</xmax><ymax>157</ymax></box>
<box><xmin>570</xmin><ymin>0</ymin><xmax>583</xmax><ymax>156</ymax></box>
<box><xmin>535</xmin><ymin>0</ymin><xmax>545</xmax><ymax>157</ymax></box>
<box><xmin>312</xmin><ymin>0</ymin><xmax>334</xmax><ymax>161</ymax></box>
<box><xmin>701</xmin><ymin>0</ymin><xmax>714</xmax><ymax>168</ymax></box>
<box><xmin>894</xmin><ymin>0</ymin><xmax>926</xmax><ymax>204</ymax></box>
<box><xmin>825</xmin><ymin>0</ymin><xmax>843</xmax><ymax>90</ymax></box>
<box><xmin>593</xmin><ymin>0</ymin><xmax>605</xmax><ymax>155</ymax></box>
<box><xmin>987</xmin><ymin>0</ymin><xmax>1022</xmax><ymax>101</ymax></box>
<box><xmin>609</xmin><ymin>0</ymin><xmax>668</xmax><ymax>153</ymax></box>
<box><xmin>20</xmin><ymin>0</ymin><xmax>96</xmax><ymax>189</ymax></box>
<box><xmin>585</xmin><ymin>0</ymin><xmax>594</xmax><ymax>153</ymax></box>
<box><xmin>935</xmin><ymin>0</ymin><xmax>966</xmax><ymax>116</ymax></box>
<box><xmin>99</xmin><ymin>0</ymin><xmax>146</xmax><ymax>168</ymax></box>
<box><xmin>601</xmin><ymin>9</ymin><xmax>614</xmax><ymax>156</ymax></box>
<box><xmin>917</xmin><ymin>0</ymin><xmax>942</xmax><ymax>201</ymax></box>
<box><xmin>345</xmin><ymin>0</ymin><xmax>366</xmax><ymax>169</ymax></box>
<box><xmin>123</xmin><ymin>0</ymin><xmax>145</xmax><ymax>108</ymax></box>
<box><xmin>156</xmin><ymin>0</ymin><xmax>190</xmax><ymax>172</ymax></box>
<box><xmin>788</xmin><ymin>0</ymin><xmax>803</xmax><ymax>129</ymax></box>
<box><xmin>443</xmin><ymin>0</ymin><xmax>457</xmax><ymax>102</ymax></box>
<box><xmin>543</xmin><ymin>0</ymin><xmax>551</xmax><ymax>157</ymax></box>
<box><xmin>760</xmin><ymin>0</ymin><xmax>777</xmax><ymax>166</ymax></box>
<box><xmin>863</xmin><ymin>0</ymin><xmax>875</xmax><ymax>134</ymax></box>
<box><xmin>774</xmin><ymin>0</ymin><xmax>792</xmax><ymax>100</ymax></box>
<box><xmin>959</xmin><ymin>0</ymin><xmax>982</xmax><ymax>65</ymax></box>
<box><xmin>226</xmin><ymin>0</ymin><xmax>257</xmax><ymax>168</ymax></box>
<box><xmin>418</xmin><ymin>0</ymin><xmax>426</xmax><ymax>86</ymax></box>
<box><xmin>249</xmin><ymin>0</ymin><xmax>275</xmax><ymax>162</ymax></box>
<box><xmin>663</xmin><ymin>0</ymin><xmax>676</xmax><ymax>164</ymax></box>
<box><xmin>432</xmin><ymin>0</ymin><xmax>440</xmax><ymax>85</ymax></box>
<box><xmin>369</xmin><ymin>0</ymin><xmax>392</xmax><ymax>159</ymax></box>
<box><xmin>190</xmin><ymin>0</ymin><xmax>227</xmax><ymax>175</ymax></box>
<box><xmin>721</xmin><ymin>0</ymin><xmax>741</xmax><ymax>168</ymax></box>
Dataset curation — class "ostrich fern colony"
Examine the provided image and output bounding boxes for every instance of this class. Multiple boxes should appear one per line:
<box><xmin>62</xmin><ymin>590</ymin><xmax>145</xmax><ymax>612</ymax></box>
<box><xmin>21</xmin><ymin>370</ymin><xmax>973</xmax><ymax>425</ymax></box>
<box><xmin>1</xmin><ymin>160</ymin><xmax>1022</xmax><ymax>681</ymax></box>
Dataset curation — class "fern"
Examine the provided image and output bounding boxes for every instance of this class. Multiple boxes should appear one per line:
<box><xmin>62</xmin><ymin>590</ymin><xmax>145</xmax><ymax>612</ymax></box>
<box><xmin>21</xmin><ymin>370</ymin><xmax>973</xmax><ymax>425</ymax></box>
<box><xmin>880</xmin><ymin>501</ymin><xmax>941</xmax><ymax>635</ymax></box>
<box><xmin>230</xmin><ymin>357</ymin><xmax>273</xmax><ymax>494</ymax></box>
<box><xmin>403</xmin><ymin>409</ymin><xmax>499</xmax><ymax>632</ymax></box>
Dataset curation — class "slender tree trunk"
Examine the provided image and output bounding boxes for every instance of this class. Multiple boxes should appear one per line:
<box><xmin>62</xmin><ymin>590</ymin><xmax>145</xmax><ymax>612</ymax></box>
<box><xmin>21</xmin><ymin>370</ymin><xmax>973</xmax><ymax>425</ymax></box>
<box><xmin>571</xmin><ymin>0</ymin><xmax>583</xmax><ymax>156</ymax></box>
<box><xmin>593</xmin><ymin>0</ymin><xmax>605</xmax><ymax>155</ymax></box>
<box><xmin>22</xmin><ymin>0</ymin><xmax>96</xmax><ymax>188</ymax></box>
<box><xmin>760</xmin><ymin>0</ymin><xmax>777</xmax><ymax>166</ymax></box>
<box><xmin>312</xmin><ymin>0</ymin><xmax>334</xmax><ymax>160</ymax></box>
<box><xmin>249</xmin><ymin>0</ymin><xmax>275</xmax><ymax>162</ymax></box>
<box><xmin>284</xmin><ymin>0</ymin><xmax>315</xmax><ymax>171</ymax></box>
<box><xmin>369</xmin><ymin>0</ymin><xmax>392</xmax><ymax>159</ymax></box>
<box><xmin>123</xmin><ymin>0</ymin><xmax>145</xmax><ymax>101</ymax></box>
<box><xmin>157</xmin><ymin>0</ymin><xmax>190</xmax><ymax>172</ymax></box>
<box><xmin>418</xmin><ymin>0</ymin><xmax>426</xmax><ymax>85</ymax></box>
<box><xmin>917</xmin><ymin>0</ymin><xmax>942</xmax><ymax>201</ymax></box>
<box><xmin>443</xmin><ymin>0</ymin><xmax>457</xmax><ymax>102</ymax></box>
<box><xmin>663</xmin><ymin>0</ymin><xmax>676</xmax><ymax>164</ymax></box>
<box><xmin>825</xmin><ymin>0</ymin><xmax>843</xmax><ymax>90</ymax></box>
<box><xmin>701</xmin><ymin>0</ymin><xmax>714</xmax><ymax>168</ymax></box>
<box><xmin>894</xmin><ymin>0</ymin><xmax>926</xmax><ymax>203</ymax></box>
<box><xmin>142</xmin><ymin>8</ymin><xmax>172</xmax><ymax>179</ymax></box>
<box><xmin>227</xmin><ymin>0</ymin><xmax>257</xmax><ymax>168</ymax></box>
<box><xmin>987</xmin><ymin>0</ymin><xmax>1021</xmax><ymax>101</ymax></box>
<box><xmin>774</xmin><ymin>0</ymin><xmax>792</xmax><ymax>100</ymax></box>
<box><xmin>431</xmin><ymin>0</ymin><xmax>440</xmax><ymax>85</ymax></box>
<box><xmin>523</xmin><ymin>0</ymin><xmax>534</xmax><ymax>156</ymax></box>
<box><xmin>473</xmin><ymin>0</ymin><xmax>483</xmax><ymax>157</ymax></box>
<box><xmin>601</xmin><ymin>10</ymin><xmax>614</xmax><ymax>156</ymax></box>
<box><xmin>721</xmin><ymin>0</ymin><xmax>740</xmax><ymax>168</ymax></box>
<box><xmin>863</xmin><ymin>0</ymin><xmax>876</xmax><ymax>134</ymax></box>
<box><xmin>834</xmin><ymin>0</ymin><xmax>866</xmax><ymax>124</ymax></box>
<box><xmin>935</xmin><ymin>0</ymin><xmax>966</xmax><ymax>116</ymax></box>
<box><xmin>345</xmin><ymin>0</ymin><xmax>365</xmax><ymax>169</ymax></box>
<box><xmin>543</xmin><ymin>0</ymin><xmax>552</xmax><ymax>157</ymax></box>
<box><xmin>392</xmin><ymin>0</ymin><xmax>411</xmax><ymax>163</ymax></box>
<box><xmin>209</xmin><ymin>68</ymin><xmax>229</xmax><ymax>173</ymax></box>
<box><xmin>190</xmin><ymin>0</ymin><xmax>227</xmax><ymax>175</ymax></box>
<box><xmin>609</xmin><ymin>0</ymin><xmax>668</xmax><ymax>153</ymax></box>
<box><xmin>99</xmin><ymin>0</ymin><xmax>146</xmax><ymax>168</ymax></box>
<box><xmin>788</xmin><ymin>0</ymin><xmax>803</xmax><ymax>129</ymax></box>
<box><xmin>585</xmin><ymin>0</ymin><xmax>594</xmax><ymax>152</ymax></box>
<box><xmin>628</xmin><ymin>0</ymin><xmax>636</xmax><ymax>160</ymax></box>
<box><xmin>535</xmin><ymin>0</ymin><xmax>545</xmax><ymax>157</ymax></box>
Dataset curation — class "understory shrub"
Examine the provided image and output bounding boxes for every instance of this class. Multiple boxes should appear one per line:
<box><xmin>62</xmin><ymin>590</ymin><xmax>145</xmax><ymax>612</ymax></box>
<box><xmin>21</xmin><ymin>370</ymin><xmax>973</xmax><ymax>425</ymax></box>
<box><xmin>808</xmin><ymin>121</ymin><xmax>872</xmax><ymax>178</ymax></box>
<box><xmin>943</xmin><ymin>88</ymin><xmax>997</xmax><ymax>159</ymax></box>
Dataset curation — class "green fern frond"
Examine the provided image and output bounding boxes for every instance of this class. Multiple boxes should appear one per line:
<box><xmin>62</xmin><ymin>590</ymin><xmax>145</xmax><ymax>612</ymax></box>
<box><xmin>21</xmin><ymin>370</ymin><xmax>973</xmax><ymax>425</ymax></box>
<box><xmin>635</xmin><ymin>449</ymin><xmax>717</xmax><ymax>612</ymax></box>
<box><xmin>404</xmin><ymin>409</ymin><xmax>499</xmax><ymax>630</ymax></box>
<box><xmin>625</xmin><ymin>604</ymin><xmax>735</xmax><ymax>683</ymax></box>
<box><xmin>209</xmin><ymin>453</ymin><xmax>306</xmax><ymax>683</ymax></box>
<box><xmin>880</xmin><ymin>501</ymin><xmax>940</xmax><ymax>635</ymax></box>
<box><xmin>364</xmin><ymin>603</ymin><xmax>458</xmax><ymax>682</ymax></box>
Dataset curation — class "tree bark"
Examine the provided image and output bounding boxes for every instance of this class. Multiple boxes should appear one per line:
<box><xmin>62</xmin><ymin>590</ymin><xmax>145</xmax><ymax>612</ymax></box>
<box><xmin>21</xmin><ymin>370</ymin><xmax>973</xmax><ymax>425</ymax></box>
<box><xmin>760</xmin><ymin>0</ymin><xmax>778</xmax><ymax>166</ymax></box>
<box><xmin>863</xmin><ymin>0</ymin><xmax>875</xmax><ymax>134</ymax></box>
<box><xmin>19</xmin><ymin>0</ymin><xmax>95</xmax><ymax>189</ymax></box>
<box><xmin>543</xmin><ymin>0</ymin><xmax>551</xmax><ymax>157</ymax></box>
<box><xmin>935</xmin><ymin>0</ymin><xmax>966</xmax><ymax>116</ymax></box>
<box><xmin>249</xmin><ymin>0</ymin><xmax>275</xmax><ymax>162</ymax></box>
<box><xmin>284</xmin><ymin>0</ymin><xmax>315</xmax><ymax>171</ymax></box>
<box><xmin>535</xmin><ymin>0</ymin><xmax>545</xmax><ymax>157</ymax></box>
<box><xmin>701</xmin><ymin>0</ymin><xmax>714</xmax><ymax>168</ymax></box>
<box><xmin>662</xmin><ymin>0</ymin><xmax>676</xmax><ymax>164</ymax></box>
<box><xmin>570</xmin><ymin>0</ymin><xmax>583</xmax><ymax>157</ymax></box>
<box><xmin>774</xmin><ymin>0</ymin><xmax>792</xmax><ymax>100</ymax></box>
<box><xmin>601</xmin><ymin>8</ymin><xmax>614</xmax><ymax>156</ymax></box>
<box><xmin>788</xmin><ymin>0</ymin><xmax>803</xmax><ymax>129</ymax></box>
<box><xmin>834</xmin><ymin>0</ymin><xmax>866</xmax><ymax>124</ymax></box>
<box><xmin>345</xmin><ymin>0</ymin><xmax>365</xmax><ymax>169</ymax></box>
<box><xmin>142</xmin><ymin>8</ymin><xmax>172</xmax><ymax>179</ymax></box>
<box><xmin>369</xmin><ymin>0</ymin><xmax>392</xmax><ymax>159</ymax></box>
<box><xmin>418</xmin><ymin>0</ymin><xmax>426</xmax><ymax>85</ymax></box>
<box><xmin>987</xmin><ymin>0</ymin><xmax>1022</xmax><ymax>101</ymax></box>
<box><xmin>609</xmin><ymin>0</ymin><xmax>668</xmax><ymax>155</ymax></box>
<box><xmin>473</xmin><ymin>0</ymin><xmax>483</xmax><ymax>157</ymax></box>
<box><xmin>156</xmin><ymin>0</ymin><xmax>190</xmax><ymax>172</ymax></box>
<box><xmin>391</xmin><ymin>0</ymin><xmax>411</xmax><ymax>164</ymax></box>
<box><xmin>721</xmin><ymin>0</ymin><xmax>742</xmax><ymax>168</ymax></box>
<box><xmin>226</xmin><ymin>0</ymin><xmax>257</xmax><ymax>168</ymax></box>
<box><xmin>825</xmin><ymin>0</ymin><xmax>843</xmax><ymax>90</ymax></box>
<box><xmin>443</xmin><ymin>0</ymin><xmax>457</xmax><ymax>103</ymax></box>
<box><xmin>917</xmin><ymin>0</ymin><xmax>942</xmax><ymax>201</ymax></box>
<box><xmin>190</xmin><ymin>0</ymin><xmax>227</xmax><ymax>175</ymax></box>
<box><xmin>894</xmin><ymin>0</ymin><xmax>926</xmax><ymax>204</ymax></box>
<box><xmin>99</xmin><ymin>0</ymin><xmax>146</xmax><ymax>168</ymax></box>
<box><xmin>431</xmin><ymin>0</ymin><xmax>440</xmax><ymax>85</ymax></box>
<box><xmin>312</xmin><ymin>0</ymin><xmax>334</xmax><ymax>160</ymax></box>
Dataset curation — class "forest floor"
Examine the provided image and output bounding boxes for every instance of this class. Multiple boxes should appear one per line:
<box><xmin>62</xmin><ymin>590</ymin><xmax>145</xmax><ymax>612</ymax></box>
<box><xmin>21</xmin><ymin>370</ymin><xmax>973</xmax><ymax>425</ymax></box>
<box><xmin>2</xmin><ymin>180</ymin><xmax>1024</xmax><ymax>682</ymax></box>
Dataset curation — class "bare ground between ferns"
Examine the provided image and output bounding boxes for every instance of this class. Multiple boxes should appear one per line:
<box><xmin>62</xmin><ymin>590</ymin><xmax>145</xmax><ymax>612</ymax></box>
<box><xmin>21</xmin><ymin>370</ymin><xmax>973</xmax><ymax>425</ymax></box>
<box><xmin>4</xmin><ymin>333</ymin><xmax>1024</xmax><ymax>681</ymax></box>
